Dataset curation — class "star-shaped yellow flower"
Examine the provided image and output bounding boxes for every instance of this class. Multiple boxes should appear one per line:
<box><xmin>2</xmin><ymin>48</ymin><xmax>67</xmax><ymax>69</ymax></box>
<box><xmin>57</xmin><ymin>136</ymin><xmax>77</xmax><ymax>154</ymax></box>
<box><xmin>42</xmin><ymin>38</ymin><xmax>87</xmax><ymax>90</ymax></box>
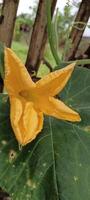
<box><xmin>4</xmin><ymin>48</ymin><xmax>81</xmax><ymax>146</ymax></box>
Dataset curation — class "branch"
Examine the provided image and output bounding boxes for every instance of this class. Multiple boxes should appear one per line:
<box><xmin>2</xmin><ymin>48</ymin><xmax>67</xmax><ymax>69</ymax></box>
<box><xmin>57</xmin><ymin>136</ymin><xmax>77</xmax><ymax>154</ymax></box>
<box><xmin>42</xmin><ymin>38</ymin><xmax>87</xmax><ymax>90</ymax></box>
<box><xmin>25</xmin><ymin>0</ymin><xmax>57</xmax><ymax>76</ymax></box>
<box><xmin>0</xmin><ymin>0</ymin><xmax>19</xmax><ymax>47</ymax></box>
<box><xmin>65</xmin><ymin>0</ymin><xmax>90</xmax><ymax>61</ymax></box>
<box><xmin>42</xmin><ymin>58</ymin><xmax>53</xmax><ymax>72</ymax></box>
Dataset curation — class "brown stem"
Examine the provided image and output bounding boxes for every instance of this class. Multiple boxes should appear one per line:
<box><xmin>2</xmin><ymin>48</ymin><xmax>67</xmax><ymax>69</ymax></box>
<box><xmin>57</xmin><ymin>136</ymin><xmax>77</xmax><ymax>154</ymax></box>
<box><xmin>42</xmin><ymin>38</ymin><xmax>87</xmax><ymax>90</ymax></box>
<box><xmin>65</xmin><ymin>0</ymin><xmax>90</xmax><ymax>61</ymax></box>
<box><xmin>0</xmin><ymin>0</ymin><xmax>19</xmax><ymax>92</ymax></box>
<box><xmin>25</xmin><ymin>0</ymin><xmax>57</xmax><ymax>76</ymax></box>
<box><xmin>0</xmin><ymin>0</ymin><xmax>19</xmax><ymax>47</ymax></box>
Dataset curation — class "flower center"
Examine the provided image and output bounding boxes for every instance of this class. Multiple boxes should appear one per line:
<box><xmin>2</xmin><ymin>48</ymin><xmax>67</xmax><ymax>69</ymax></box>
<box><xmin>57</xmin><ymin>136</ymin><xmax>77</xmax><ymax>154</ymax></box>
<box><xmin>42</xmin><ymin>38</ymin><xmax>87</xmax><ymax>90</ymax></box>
<box><xmin>19</xmin><ymin>90</ymin><xmax>37</xmax><ymax>102</ymax></box>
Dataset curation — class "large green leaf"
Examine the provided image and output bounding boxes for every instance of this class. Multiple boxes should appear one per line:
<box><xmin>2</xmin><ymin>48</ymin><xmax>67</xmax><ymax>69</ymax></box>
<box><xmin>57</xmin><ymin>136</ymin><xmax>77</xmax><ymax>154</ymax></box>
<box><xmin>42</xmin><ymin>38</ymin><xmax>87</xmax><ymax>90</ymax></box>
<box><xmin>0</xmin><ymin>67</ymin><xmax>90</xmax><ymax>200</ymax></box>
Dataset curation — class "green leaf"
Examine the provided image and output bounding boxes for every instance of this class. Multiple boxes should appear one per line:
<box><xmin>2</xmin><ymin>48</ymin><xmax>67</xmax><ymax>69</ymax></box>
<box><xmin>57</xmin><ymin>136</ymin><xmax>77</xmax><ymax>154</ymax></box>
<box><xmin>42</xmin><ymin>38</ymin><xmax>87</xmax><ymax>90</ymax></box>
<box><xmin>0</xmin><ymin>94</ymin><xmax>9</xmax><ymax>121</ymax></box>
<box><xmin>0</xmin><ymin>67</ymin><xmax>90</xmax><ymax>199</ymax></box>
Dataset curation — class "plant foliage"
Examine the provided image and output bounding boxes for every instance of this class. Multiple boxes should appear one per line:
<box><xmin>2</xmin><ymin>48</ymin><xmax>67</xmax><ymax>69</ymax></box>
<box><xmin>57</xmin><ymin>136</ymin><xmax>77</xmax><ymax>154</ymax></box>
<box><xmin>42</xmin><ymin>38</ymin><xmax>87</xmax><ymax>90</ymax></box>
<box><xmin>0</xmin><ymin>66</ymin><xmax>90</xmax><ymax>199</ymax></box>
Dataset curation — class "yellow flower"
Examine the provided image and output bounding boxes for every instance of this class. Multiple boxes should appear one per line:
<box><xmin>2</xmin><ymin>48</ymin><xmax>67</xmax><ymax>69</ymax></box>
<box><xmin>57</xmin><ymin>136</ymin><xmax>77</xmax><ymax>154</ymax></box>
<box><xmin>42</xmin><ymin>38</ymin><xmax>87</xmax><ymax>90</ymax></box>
<box><xmin>4</xmin><ymin>48</ymin><xmax>81</xmax><ymax>146</ymax></box>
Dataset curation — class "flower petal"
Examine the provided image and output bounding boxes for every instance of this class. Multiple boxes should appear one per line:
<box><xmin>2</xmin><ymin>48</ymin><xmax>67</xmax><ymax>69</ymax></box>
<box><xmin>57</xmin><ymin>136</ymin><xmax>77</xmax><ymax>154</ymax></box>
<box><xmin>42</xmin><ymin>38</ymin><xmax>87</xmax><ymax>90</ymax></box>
<box><xmin>4</xmin><ymin>48</ymin><xmax>35</xmax><ymax>95</ymax></box>
<box><xmin>10</xmin><ymin>96</ymin><xmax>43</xmax><ymax>145</ymax></box>
<box><xmin>36</xmin><ymin>63</ymin><xmax>76</xmax><ymax>96</ymax></box>
<box><xmin>43</xmin><ymin>97</ymin><xmax>81</xmax><ymax>122</ymax></box>
<box><xmin>23</xmin><ymin>102</ymin><xmax>43</xmax><ymax>145</ymax></box>
<box><xmin>10</xmin><ymin>96</ymin><xmax>24</xmax><ymax>144</ymax></box>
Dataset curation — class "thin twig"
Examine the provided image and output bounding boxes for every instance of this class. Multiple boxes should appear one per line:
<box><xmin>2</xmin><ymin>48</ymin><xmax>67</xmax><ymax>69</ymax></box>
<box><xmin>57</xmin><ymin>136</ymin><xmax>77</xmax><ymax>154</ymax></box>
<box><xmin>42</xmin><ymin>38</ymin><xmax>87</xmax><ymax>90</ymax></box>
<box><xmin>42</xmin><ymin>58</ymin><xmax>53</xmax><ymax>72</ymax></box>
